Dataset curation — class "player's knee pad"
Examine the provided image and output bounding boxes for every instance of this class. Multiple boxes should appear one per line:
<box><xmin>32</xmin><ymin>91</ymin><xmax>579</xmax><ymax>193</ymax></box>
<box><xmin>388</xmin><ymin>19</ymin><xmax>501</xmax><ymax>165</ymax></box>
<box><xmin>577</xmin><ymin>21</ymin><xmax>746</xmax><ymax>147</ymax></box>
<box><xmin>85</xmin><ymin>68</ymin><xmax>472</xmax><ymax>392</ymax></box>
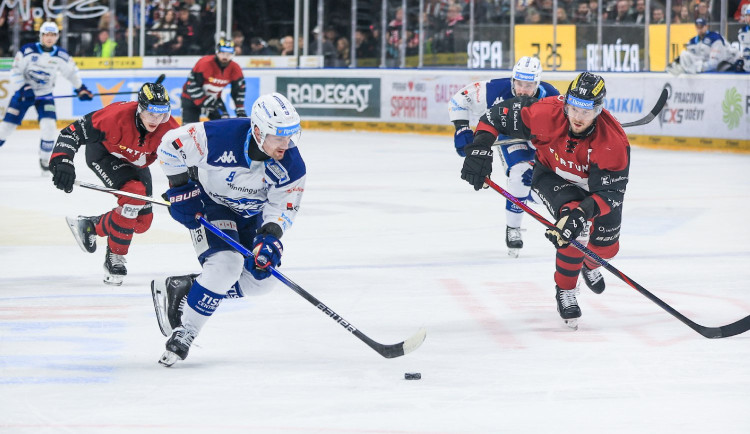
<box><xmin>507</xmin><ymin>161</ymin><xmax>533</xmax><ymax>196</ymax></box>
<box><xmin>133</xmin><ymin>207</ymin><xmax>153</xmax><ymax>234</ymax></box>
<box><xmin>196</xmin><ymin>250</ymin><xmax>245</xmax><ymax>295</ymax></box>
<box><xmin>237</xmin><ymin>268</ymin><xmax>277</xmax><ymax>296</ymax></box>
<box><xmin>39</xmin><ymin>118</ymin><xmax>57</xmax><ymax>141</ymax></box>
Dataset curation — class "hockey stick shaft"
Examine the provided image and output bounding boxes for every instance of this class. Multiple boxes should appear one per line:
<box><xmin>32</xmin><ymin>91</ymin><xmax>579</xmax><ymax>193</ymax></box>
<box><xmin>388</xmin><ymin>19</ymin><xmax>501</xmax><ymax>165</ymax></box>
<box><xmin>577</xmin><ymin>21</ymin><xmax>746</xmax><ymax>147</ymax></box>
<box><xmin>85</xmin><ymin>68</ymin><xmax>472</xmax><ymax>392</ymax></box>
<box><xmin>483</xmin><ymin>177</ymin><xmax>750</xmax><ymax>338</ymax></box>
<box><xmin>196</xmin><ymin>216</ymin><xmax>426</xmax><ymax>358</ymax></box>
<box><xmin>39</xmin><ymin>74</ymin><xmax>166</xmax><ymax>100</ymax></box>
<box><xmin>619</xmin><ymin>88</ymin><xmax>668</xmax><ymax>128</ymax></box>
<box><xmin>73</xmin><ymin>179</ymin><xmax>426</xmax><ymax>356</ymax></box>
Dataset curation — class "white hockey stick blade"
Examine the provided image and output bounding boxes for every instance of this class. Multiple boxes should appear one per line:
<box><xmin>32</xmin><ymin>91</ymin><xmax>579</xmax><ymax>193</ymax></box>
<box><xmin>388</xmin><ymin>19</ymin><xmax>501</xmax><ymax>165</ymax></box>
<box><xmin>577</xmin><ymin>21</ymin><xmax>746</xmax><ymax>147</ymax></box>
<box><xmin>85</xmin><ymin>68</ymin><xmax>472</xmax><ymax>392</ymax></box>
<box><xmin>401</xmin><ymin>327</ymin><xmax>427</xmax><ymax>356</ymax></box>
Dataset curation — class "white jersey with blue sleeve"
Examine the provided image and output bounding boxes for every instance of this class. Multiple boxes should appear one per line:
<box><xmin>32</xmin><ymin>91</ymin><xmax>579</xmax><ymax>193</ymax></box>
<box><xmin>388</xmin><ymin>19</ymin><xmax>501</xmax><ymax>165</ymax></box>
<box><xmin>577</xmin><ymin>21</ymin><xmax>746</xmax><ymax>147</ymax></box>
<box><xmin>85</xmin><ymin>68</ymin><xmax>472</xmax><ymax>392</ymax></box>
<box><xmin>158</xmin><ymin>118</ymin><xmax>306</xmax><ymax>235</ymax></box>
<box><xmin>10</xmin><ymin>43</ymin><xmax>83</xmax><ymax>96</ymax></box>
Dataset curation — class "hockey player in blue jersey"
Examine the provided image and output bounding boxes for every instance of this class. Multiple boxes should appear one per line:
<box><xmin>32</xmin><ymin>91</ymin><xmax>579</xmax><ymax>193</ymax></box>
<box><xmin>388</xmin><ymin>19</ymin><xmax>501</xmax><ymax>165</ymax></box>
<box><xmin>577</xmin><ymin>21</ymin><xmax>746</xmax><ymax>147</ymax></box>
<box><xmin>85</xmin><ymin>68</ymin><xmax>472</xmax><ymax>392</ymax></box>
<box><xmin>448</xmin><ymin>56</ymin><xmax>560</xmax><ymax>257</ymax></box>
<box><xmin>666</xmin><ymin>18</ymin><xmax>739</xmax><ymax>74</ymax></box>
<box><xmin>151</xmin><ymin>92</ymin><xmax>305</xmax><ymax>366</ymax></box>
<box><xmin>0</xmin><ymin>21</ymin><xmax>93</xmax><ymax>171</ymax></box>
<box><xmin>738</xmin><ymin>4</ymin><xmax>750</xmax><ymax>72</ymax></box>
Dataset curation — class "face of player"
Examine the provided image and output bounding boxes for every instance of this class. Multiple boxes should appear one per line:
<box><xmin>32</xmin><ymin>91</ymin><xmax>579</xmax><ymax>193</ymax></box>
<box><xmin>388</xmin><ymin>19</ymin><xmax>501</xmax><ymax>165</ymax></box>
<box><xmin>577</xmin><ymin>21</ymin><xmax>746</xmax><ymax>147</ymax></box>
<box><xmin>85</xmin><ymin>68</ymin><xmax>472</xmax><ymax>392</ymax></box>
<box><xmin>139</xmin><ymin>110</ymin><xmax>168</xmax><ymax>132</ymax></box>
<box><xmin>566</xmin><ymin>105</ymin><xmax>598</xmax><ymax>134</ymax></box>
<box><xmin>696</xmin><ymin>23</ymin><xmax>708</xmax><ymax>36</ymax></box>
<box><xmin>216</xmin><ymin>52</ymin><xmax>233</xmax><ymax>67</ymax></box>
<box><xmin>40</xmin><ymin>32</ymin><xmax>59</xmax><ymax>49</ymax></box>
<box><xmin>514</xmin><ymin>80</ymin><xmax>538</xmax><ymax>97</ymax></box>
<box><xmin>262</xmin><ymin>134</ymin><xmax>292</xmax><ymax>160</ymax></box>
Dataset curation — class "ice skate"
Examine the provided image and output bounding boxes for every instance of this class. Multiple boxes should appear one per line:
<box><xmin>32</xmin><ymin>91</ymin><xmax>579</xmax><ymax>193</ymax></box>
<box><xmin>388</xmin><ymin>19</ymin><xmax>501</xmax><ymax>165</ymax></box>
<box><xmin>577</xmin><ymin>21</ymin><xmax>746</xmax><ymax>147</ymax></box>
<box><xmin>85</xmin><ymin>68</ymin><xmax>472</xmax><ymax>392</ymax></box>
<box><xmin>159</xmin><ymin>325</ymin><xmax>198</xmax><ymax>367</ymax></box>
<box><xmin>666</xmin><ymin>62</ymin><xmax>684</xmax><ymax>76</ymax></box>
<box><xmin>39</xmin><ymin>158</ymin><xmax>51</xmax><ymax>176</ymax></box>
<box><xmin>555</xmin><ymin>285</ymin><xmax>581</xmax><ymax>330</ymax></box>
<box><xmin>505</xmin><ymin>226</ymin><xmax>523</xmax><ymax>258</ymax></box>
<box><xmin>581</xmin><ymin>263</ymin><xmax>605</xmax><ymax>294</ymax></box>
<box><xmin>151</xmin><ymin>274</ymin><xmax>196</xmax><ymax>337</ymax></box>
<box><xmin>103</xmin><ymin>246</ymin><xmax>127</xmax><ymax>286</ymax></box>
<box><xmin>65</xmin><ymin>215</ymin><xmax>99</xmax><ymax>253</ymax></box>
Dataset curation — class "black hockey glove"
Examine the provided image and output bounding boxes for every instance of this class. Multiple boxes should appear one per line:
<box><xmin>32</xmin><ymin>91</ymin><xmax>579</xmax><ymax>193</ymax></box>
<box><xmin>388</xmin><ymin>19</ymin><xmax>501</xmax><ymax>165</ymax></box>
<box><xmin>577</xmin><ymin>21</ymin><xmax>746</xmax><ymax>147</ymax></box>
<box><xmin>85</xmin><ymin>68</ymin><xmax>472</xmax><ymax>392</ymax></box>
<box><xmin>235</xmin><ymin>107</ymin><xmax>246</xmax><ymax>118</ymax></box>
<box><xmin>545</xmin><ymin>207</ymin><xmax>588</xmax><ymax>249</ymax></box>
<box><xmin>49</xmin><ymin>156</ymin><xmax>76</xmax><ymax>193</ymax></box>
<box><xmin>461</xmin><ymin>143</ymin><xmax>493</xmax><ymax>191</ymax></box>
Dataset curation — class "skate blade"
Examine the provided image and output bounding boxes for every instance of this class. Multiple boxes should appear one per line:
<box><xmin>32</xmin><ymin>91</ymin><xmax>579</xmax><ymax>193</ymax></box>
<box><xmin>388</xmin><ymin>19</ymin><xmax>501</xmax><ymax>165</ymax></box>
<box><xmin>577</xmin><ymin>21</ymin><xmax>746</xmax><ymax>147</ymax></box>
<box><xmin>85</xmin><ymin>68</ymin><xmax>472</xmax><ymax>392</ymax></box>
<box><xmin>65</xmin><ymin>216</ymin><xmax>96</xmax><ymax>254</ymax></box>
<box><xmin>158</xmin><ymin>351</ymin><xmax>181</xmax><ymax>367</ymax></box>
<box><xmin>103</xmin><ymin>274</ymin><xmax>124</xmax><ymax>286</ymax></box>
<box><xmin>151</xmin><ymin>280</ymin><xmax>171</xmax><ymax>337</ymax></box>
<box><xmin>507</xmin><ymin>248</ymin><xmax>520</xmax><ymax>258</ymax></box>
<box><xmin>563</xmin><ymin>318</ymin><xmax>579</xmax><ymax>330</ymax></box>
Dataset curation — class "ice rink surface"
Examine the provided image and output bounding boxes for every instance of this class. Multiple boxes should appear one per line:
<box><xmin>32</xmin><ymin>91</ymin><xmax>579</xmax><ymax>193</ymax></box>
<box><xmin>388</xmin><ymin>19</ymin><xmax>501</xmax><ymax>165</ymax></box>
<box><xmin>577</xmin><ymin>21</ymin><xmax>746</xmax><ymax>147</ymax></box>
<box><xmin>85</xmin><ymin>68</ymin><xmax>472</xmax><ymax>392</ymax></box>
<box><xmin>1</xmin><ymin>129</ymin><xmax>749</xmax><ymax>433</ymax></box>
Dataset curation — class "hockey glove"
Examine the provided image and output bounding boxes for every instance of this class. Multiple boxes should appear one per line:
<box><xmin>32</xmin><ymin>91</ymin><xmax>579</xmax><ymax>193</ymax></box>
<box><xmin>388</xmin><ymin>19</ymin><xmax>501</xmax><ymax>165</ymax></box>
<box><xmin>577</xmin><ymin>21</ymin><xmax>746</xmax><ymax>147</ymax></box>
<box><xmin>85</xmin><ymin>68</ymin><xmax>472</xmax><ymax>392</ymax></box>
<box><xmin>461</xmin><ymin>143</ymin><xmax>493</xmax><ymax>191</ymax></box>
<box><xmin>235</xmin><ymin>107</ymin><xmax>246</xmax><ymax>118</ymax></box>
<box><xmin>246</xmin><ymin>234</ymin><xmax>283</xmax><ymax>280</ymax></box>
<box><xmin>19</xmin><ymin>85</ymin><xmax>35</xmax><ymax>102</ymax></box>
<box><xmin>545</xmin><ymin>207</ymin><xmax>588</xmax><ymax>249</ymax></box>
<box><xmin>49</xmin><ymin>156</ymin><xmax>76</xmax><ymax>193</ymax></box>
<box><xmin>76</xmin><ymin>84</ymin><xmax>94</xmax><ymax>101</ymax></box>
<box><xmin>453</xmin><ymin>121</ymin><xmax>473</xmax><ymax>157</ymax></box>
<box><xmin>166</xmin><ymin>181</ymin><xmax>204</xmax><ymax>230</ymax></box>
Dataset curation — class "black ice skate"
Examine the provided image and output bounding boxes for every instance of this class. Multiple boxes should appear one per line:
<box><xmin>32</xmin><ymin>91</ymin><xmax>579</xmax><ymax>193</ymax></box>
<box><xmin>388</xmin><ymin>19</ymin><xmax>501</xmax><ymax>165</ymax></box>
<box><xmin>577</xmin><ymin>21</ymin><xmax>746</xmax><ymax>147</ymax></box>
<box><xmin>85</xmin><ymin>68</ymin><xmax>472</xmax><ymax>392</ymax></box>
<box><xmin>505</xmin><ymin>226</ymin><xmax>523</xmax><ymax>258</ymax></box>
<box><xmin>151</xmin><ymin>274</ymin><xmax>196</xmax><ymax>337</ymax></box>
<box><xmin>555</xmin><ymin>285</ymin><xmax>581</xmax><ymax>330</ymax></box>
<box><xmin>65</xmin><ymin>215</ymin><xmax>99</xmax><ymax>253</ymax></box>
<box><xmin>581</xmin><ymin>263</ymin><xmax>605</xmax><ymax>294</ymax></box>
<box><xmin>159</xmin><ymin>325</ymin><xmax>198</xmax><ymax>367</ymax></box>
<box><xmin>103</xmin><ymin>246</ymin><xmax>127</xmax><ymax>286</ymax></box>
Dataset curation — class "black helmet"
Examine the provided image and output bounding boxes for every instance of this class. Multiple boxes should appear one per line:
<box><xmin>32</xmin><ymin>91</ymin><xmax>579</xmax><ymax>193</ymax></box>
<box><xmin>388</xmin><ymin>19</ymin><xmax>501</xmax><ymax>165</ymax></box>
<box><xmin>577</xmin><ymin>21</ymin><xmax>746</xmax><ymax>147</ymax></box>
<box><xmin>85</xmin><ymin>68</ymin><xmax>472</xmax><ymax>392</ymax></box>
<box><xmin>136</xmin><ymin>82</ymin><xmax>171</xmax><ymax>124</ymax></box>
<box><xmin>564</xmin><ymin>72</ymin><xmax>606</xmax><ymax>112</ymax></box>
<box><xmin>216</xmin><ymin>38</ymin><xmax>235</xmax><ymax>55</ymax></box>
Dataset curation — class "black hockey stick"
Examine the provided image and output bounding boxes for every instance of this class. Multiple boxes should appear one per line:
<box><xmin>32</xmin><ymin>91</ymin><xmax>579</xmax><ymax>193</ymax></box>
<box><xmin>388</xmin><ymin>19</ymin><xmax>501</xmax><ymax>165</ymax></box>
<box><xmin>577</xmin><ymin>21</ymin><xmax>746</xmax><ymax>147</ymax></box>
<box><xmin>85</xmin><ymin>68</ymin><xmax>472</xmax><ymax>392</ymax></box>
<box><xmin>72</xmin><ymin>180</ymin><xmax>427</xmax><ymax>357</ymax></box>
<box><xmin>619</xmin><ymin>87</ymin><xmax>668</xmax><ymax>128</ymax></box>
<box><xmin>39</xmin><ymin>74</ymin><xmax>166</xmax><ymax>100</ymax></box>
<box><xmin>196</xmin><ymin>216</ymin><xmax>427</xmax><ymax>358</ymax></box>
<box><xmin>483</xmin><ymin>177</ymin><xmax>750</xmax><ymax>338</ymax></box>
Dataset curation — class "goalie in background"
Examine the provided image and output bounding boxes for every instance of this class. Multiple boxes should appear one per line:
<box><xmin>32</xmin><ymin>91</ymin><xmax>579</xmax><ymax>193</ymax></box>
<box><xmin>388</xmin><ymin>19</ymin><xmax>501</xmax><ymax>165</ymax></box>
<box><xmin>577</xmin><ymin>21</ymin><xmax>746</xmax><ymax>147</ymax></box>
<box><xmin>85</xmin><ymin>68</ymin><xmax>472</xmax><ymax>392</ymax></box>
<box><xmin>180</xmin><ymin>38</ymin><xmax>246</xmax><ymax>124</ymax></box>
<box><xmin>49</xmin><ymin>83</ymin><xmax>179</xmax><ymax>286</ymax></box>
<box><xmin>666</xmin><ymin>18</ymin><xmax>740</xmax><ymax>75</ymax></box>
<box><xmin>0</xmin><ymin>21</ymin><xmax>93</xmax><ymax>172</ymax></box>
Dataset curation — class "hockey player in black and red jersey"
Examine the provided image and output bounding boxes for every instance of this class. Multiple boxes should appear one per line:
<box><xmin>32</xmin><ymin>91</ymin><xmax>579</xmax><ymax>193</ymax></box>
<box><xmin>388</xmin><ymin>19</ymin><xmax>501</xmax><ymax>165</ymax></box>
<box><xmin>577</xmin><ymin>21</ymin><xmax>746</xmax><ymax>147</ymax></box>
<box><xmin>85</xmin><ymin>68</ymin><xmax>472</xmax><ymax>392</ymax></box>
<box><xmin>460</xmin><ymin>72</ymin><xmax>629</xmax><ymax>330</ymax></box>
<box><xmin>49</xmin><ymin>83</ymin><xmax>180</xmax><ymax>285</ymax></box>
<box><xmin>180</xmin><ymin>38</ymin><xmax>246</xmax><ymax>124</ymax></box>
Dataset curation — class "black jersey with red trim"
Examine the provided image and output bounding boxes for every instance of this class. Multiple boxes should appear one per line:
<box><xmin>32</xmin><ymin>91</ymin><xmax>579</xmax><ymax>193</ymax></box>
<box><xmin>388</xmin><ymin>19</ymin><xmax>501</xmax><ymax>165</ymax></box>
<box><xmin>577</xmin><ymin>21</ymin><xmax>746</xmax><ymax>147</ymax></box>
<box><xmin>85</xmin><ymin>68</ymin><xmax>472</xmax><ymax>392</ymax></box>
<box><xmin>475</xmin><ymin>95</ymin><xmax>630</xmax><ymax>217</ymax></box>
<box><xmin>181</xmin><ymin>55</ymin><xmax>245</xmax><ymax>109</ymax></box>
<box><xmin>51</xmin><ymin>101</ymin><xmax>180</xmax><ymax>168</ymax></box>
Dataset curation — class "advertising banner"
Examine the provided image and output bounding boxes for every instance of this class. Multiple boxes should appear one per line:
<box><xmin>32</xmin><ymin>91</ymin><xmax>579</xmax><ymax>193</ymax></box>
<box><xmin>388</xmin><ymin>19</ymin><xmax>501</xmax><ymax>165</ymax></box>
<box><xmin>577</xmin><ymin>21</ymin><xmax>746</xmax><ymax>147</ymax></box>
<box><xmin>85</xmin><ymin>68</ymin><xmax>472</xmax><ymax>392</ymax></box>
<box><xmin>514</xmin><ymin>25</ymin><xmax>577</xmax><ymax>71</ymax></box>
<box><xmin>277</xmin><ymin>77</ymin><xmax>381</xmax><ymax>118</ymax></box>
<box><xmin>648</xmin><ymin>24</ymin><xmax>695</xmax><ymax>71</ymax></box>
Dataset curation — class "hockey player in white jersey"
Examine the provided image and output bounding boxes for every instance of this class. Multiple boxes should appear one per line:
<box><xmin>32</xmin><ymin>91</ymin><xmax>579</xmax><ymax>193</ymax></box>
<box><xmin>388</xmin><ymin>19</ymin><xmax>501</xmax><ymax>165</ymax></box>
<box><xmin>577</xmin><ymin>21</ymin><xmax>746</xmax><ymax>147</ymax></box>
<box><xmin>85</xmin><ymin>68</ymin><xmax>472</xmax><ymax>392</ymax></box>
<box><xmin>448</xmin><ymin>56</ymin><xmax>559</xmax><ymax>257</ymax></box>
<box><xmin>0</xmin><ymin>21</ymin><xmax>93</xmax><ymax>170</ymax></box>
<box><xmin>667</xmin><ymin>18</ymin><xmax>739</xmax><ymax>74</ymax></box>
<box><xmin>738</xmin><ymin>4</ymin><xmax>750</xmax><ymax>72</ymax></box>
<box><xmin>151</xmin><ymin>92</ymin><xmax>305</xmax><ymax>366</ymax></box>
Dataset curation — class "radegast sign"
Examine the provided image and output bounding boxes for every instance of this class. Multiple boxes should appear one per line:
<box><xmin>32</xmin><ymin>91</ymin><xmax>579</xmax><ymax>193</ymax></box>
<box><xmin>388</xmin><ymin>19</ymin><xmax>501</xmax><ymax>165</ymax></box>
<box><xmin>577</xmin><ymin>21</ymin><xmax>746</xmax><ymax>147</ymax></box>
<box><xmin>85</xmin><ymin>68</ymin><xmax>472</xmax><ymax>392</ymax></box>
<box><xmin>278</xmin><ymin>77</ymin><xmax>380</xmax><ymax>118</ymax></box>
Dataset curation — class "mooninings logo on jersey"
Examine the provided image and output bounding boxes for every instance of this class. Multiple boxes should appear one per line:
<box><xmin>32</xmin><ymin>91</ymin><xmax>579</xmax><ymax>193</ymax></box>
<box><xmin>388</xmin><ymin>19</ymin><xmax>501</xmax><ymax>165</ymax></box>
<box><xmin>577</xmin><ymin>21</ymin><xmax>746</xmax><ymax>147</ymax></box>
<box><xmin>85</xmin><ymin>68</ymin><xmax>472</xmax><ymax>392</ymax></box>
<box><xmin>278</xmin><ymin>77</ymin><xmax>380</xmax><ymax>118</ymax></box>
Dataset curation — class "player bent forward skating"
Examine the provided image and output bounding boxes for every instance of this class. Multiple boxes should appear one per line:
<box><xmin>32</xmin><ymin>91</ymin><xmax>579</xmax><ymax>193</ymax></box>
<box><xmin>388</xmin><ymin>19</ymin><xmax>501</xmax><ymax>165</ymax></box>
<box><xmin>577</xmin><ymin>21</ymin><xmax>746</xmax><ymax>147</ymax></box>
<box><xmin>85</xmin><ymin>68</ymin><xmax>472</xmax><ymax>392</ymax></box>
<box><xmin>151</xmin><ymin>92</ymin><xmax>306</xmax><ymax>366</ymax></box>
<box><xmin>460</xmin><ymin>72</ymin><xmax>630</xmax><ymax>329</ymax></box>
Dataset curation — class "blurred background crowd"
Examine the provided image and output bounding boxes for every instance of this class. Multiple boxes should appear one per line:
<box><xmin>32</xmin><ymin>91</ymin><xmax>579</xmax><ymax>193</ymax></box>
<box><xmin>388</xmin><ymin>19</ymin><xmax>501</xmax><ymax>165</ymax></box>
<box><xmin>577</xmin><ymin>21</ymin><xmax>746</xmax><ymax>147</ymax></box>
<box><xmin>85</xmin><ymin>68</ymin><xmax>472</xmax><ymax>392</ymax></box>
<box><xmin>0</xmin><ymin>0</ymin><xmax>747</xmax><ymax>65</ymax></box>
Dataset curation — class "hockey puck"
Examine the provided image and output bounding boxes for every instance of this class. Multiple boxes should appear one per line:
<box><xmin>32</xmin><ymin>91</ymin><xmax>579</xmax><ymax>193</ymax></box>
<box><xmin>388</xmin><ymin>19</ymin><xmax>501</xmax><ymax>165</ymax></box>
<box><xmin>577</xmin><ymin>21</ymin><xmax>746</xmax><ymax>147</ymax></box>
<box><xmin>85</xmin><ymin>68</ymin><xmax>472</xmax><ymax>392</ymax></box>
<box><xmin>404</xmin><ymin>372</ymin><xmax>421</xmax><ymax>380</ymax></box>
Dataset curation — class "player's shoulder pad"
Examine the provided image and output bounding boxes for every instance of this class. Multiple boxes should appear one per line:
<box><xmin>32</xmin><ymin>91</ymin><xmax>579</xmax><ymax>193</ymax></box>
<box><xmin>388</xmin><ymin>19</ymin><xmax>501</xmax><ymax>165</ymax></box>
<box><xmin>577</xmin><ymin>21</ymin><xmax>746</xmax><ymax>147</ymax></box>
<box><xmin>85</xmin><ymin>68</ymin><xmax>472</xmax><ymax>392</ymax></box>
<box><xmin>21</xmin><ymin>43</ymin><xmax>40</xmax><ymax>55</ymax></box>
<box><xmin>54</xmin><ymin>47</ymin><xmax>71</xmax><ymax>61</ymax></box>
<box><xmin>92</xmin><ymin>101</ymin><xmax>137</xmax><ymax>125</ymax></box>
<box><xmin>203</xmin><ymin>118</ymin><xmax>253</xmax><ymax>168</ymax></box>
<box><xmin>485</xmin><ymin>78</ymin><xmax>514</xmax><ymax>100</ymax></box>
<box><xmin>539</xmin><ymin>81</ymin><xmax>561</xmax><ymax>97</ymax></box>
<box><xmin>264</xmin><ymin>147</ymin><xmax>306</xmax><ymax>187</ymax></box>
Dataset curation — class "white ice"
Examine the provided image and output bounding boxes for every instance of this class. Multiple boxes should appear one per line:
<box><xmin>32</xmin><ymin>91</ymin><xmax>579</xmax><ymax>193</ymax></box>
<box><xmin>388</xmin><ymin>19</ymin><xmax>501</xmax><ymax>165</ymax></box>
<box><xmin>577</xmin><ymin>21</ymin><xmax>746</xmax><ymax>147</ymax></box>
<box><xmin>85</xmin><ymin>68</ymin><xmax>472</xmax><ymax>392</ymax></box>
<box><xmin>1</xmin><ymin>129</ymin><xmax>749</xmax><ymax>434</ymax></box>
